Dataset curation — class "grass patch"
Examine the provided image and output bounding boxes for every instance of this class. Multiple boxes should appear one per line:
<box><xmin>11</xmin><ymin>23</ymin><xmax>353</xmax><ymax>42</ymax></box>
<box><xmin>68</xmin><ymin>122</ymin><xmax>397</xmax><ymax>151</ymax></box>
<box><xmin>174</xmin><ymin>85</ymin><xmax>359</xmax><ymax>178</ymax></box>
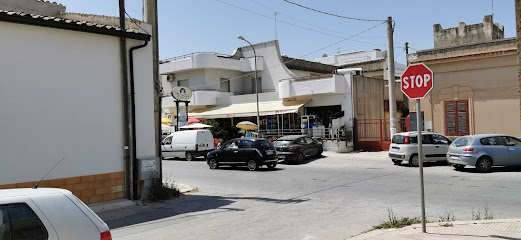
<box><xmin>147</xmin><ymin>178</ymin><xmax>181</xmax><ymax>201</ymax></box>
<box><xmin>371</xmin><ymin>208</ymin><xmax>422</xmax><ymax>230</ymax></box>
<box><xmin>438</xmin><ymin>209</ymin><xmax>455</xmax><ymax>227</ymax></box>
<box><xmin>473</xmin><ymin>204</ymin><xmax>494</xmax><ymax>220</ymax></box>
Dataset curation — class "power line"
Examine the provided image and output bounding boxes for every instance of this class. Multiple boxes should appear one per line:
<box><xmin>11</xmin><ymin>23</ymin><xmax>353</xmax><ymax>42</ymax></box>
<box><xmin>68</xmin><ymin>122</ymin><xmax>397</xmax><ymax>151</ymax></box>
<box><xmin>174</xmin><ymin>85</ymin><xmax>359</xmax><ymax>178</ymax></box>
<box><xmin>170</xmin><ymin>21</ymin><xmax>386</xmax><ymax>91</ymax></box>
<box><xmin>125</xmin><ymin>11</ymin><xmax>151</xmax><ymax>35</ymax></box>
<box><xmin>216</xmin><ymin>0</ymin><xmax>390</xmax><ymax>48</ymax></box>
<box><xmin>248</xmin><ymin>0</ymin><xmax>353</xmax><ymax>38</ymax></box>
<box><xmin>283</xmin><ymin>0</ymin><xmax>386</xmax><ymax>22</ymax></box>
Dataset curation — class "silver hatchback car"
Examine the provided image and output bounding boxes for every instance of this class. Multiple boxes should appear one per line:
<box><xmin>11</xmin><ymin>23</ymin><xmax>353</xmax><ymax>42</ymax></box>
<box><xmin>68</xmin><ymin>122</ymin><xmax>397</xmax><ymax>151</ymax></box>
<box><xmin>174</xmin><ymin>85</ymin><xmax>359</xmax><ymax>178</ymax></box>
<box><xmin>447</xmin><ymin>134</ymin><xmax>521</xmax><ymax>172</ymax></box>
<box><xmin>389</xmin><ymin>131</ymin><xmax>453</xmax><ymax>166</ymax></box>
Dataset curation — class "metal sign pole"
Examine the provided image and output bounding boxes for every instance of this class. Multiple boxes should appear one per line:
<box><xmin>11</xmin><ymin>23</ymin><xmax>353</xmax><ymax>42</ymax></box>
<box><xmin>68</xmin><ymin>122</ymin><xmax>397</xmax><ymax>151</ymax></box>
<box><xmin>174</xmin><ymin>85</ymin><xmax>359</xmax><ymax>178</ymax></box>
<box><xmin>416</xmin><ymin>99</ymin><xmax>426</xmax><ymax>233</ymax></box>
<box><xmin>175</xmin><ymin>100</ymin><xmax>179</xmax><ymax>132</ymax></box>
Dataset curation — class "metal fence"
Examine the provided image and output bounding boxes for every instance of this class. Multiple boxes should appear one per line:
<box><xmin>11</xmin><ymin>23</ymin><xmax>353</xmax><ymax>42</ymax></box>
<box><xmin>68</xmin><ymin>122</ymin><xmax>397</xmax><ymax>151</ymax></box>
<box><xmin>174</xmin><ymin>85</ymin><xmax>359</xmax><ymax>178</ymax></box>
<box><xmin>259</xmin><ymin>127</ymin><xmax>353</xmax><ymax>141</ymax></box>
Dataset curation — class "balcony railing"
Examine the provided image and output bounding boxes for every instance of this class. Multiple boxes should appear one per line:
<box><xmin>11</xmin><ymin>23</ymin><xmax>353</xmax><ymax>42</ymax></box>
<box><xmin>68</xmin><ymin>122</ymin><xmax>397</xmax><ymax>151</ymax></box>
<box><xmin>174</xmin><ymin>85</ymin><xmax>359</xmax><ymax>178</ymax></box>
<box><xmin>280</xmin><ymin>73</ymin><xmax>334</xmax><ymax>82</ymax></box>
<box><xmin>160</xmin><ymin>52</ymin><xmax>237</xmax><ymax>64</ymax></box>
<box><xmin>234</xmin><ymin>89</ymin><xmax>276</xmax><ymax>96</ymax></box>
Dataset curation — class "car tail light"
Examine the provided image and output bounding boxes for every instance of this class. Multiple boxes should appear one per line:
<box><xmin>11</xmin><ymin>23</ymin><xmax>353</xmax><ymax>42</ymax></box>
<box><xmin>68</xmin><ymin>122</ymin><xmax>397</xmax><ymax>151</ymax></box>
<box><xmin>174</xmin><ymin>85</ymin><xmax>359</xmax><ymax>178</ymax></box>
<box><xmin>289</xmin><ymin>146</ymin><xmax>298</xmax><ymax>150</ymax></box>
<box><xmin>195</xmin><ymin>144</ymin><xmax>199</xmax><ymax>151</ymax></box>
<box><xmin>463</xmin><ymin>147</ymin><xmax>474</xmax><ymax>152</ymax></box>
<box><xmin>101</xmin><ymin>231</ymin><xmax>112</xmax><ymax>240</ymax></box>
<box><xmin>404</xmin><ymin>136</ymin><xmax>409</xmax><ymax>144</ymax></box>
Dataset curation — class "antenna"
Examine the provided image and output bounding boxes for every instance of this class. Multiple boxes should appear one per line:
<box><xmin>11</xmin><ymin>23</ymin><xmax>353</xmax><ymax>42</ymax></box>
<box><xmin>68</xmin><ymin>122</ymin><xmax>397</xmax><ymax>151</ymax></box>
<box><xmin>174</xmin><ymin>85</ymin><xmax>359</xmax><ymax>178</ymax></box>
<box><xmin>33</xmin><ymin>157</ymin><xmax>65</xmax><ymax>189</ymax></box>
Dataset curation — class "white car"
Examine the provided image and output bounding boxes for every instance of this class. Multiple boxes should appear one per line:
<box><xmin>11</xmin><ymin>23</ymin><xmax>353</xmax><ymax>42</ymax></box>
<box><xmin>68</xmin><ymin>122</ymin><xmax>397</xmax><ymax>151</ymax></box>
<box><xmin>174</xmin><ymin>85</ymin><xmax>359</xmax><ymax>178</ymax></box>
<box><xmin>0</xmin><ymin>188</ymin><xmax>111</xmax><ymax>240</ymax></box>
<box><xmin>388</xmin><ymin>131</ymin><xmax>453</xmax><ymax>166</ymax></box>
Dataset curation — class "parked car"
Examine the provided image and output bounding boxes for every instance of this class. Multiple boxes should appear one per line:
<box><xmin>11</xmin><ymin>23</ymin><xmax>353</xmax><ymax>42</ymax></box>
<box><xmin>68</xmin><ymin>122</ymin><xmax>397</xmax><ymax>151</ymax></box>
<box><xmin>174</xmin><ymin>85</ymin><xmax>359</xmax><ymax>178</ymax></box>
<box><xmin>447</xmin><ymin>134</ymin><xmax>521</xmax><ymax>172</ymax></box>
<box><xmin>162</xmin><ymin>129</ymin><xmax>214</xmax><ymax>161</ymax></box>
<box><xmin>389</xmin><ymin>131</ymin><xmax>452</xmax><ymax>166</ymax></box>
<box><xmin>0</xmin><ymin>188</ymin><xmax>111</xmax><ymax>240</ymax></box>
<box><xmin>206</xmin><ymin>138</ymin><xmax>278</xmax><ymax>170</ymax></box>
<box><xmin>273</xmin><ymin>135</ymin><xmax>323</xmax><ymax>164</ymax></box>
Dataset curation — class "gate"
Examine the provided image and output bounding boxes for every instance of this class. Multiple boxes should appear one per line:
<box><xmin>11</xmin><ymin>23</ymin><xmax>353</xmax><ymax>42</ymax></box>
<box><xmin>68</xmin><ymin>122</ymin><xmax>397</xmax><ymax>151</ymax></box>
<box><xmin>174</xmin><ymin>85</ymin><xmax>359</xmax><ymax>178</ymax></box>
<box><xmin>355</xmin><ymin>118</ymin><xmax>409</xmax><ymax>151</ymax></box>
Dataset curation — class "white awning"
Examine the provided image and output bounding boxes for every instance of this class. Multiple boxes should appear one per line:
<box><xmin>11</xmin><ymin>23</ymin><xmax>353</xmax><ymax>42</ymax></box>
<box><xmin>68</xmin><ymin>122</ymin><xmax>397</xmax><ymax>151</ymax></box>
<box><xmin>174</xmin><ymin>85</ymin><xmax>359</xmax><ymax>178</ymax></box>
<box><xmin>189</xmin><ymin>100</ymin><xmax>308</xmax><ymax>119</ymax></box>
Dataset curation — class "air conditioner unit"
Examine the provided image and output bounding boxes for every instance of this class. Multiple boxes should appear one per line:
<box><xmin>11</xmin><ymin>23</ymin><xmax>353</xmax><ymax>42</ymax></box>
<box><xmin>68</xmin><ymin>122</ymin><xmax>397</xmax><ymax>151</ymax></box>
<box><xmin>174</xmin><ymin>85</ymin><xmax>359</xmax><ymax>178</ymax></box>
<box><xmin>166</xmin><ymin>74</ymin><xmax>175</xmax><ymax>82</ymax></box>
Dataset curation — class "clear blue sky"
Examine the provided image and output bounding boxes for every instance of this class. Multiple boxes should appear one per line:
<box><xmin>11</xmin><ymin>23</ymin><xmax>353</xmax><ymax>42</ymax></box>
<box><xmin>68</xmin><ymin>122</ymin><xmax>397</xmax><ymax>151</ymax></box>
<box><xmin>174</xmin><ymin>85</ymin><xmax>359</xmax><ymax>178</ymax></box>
<box><xmin>60</xmin><ymin>0</ymin><xmax>515</xmax><ymax>64</ymax></box>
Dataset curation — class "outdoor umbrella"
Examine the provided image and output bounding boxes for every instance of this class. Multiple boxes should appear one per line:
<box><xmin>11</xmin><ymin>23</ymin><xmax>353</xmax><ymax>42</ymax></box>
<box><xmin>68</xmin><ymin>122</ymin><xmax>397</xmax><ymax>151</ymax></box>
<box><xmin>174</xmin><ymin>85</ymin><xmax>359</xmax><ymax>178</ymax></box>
<box><xmin>161</xmin><ymin>117</ymin><xmax>172</xmax><ymax>123</ymax></box>
<box><xmin>236</xmin><ymin>121</ymin><xmax>257</xmax><ymax>130</ymax></box>
<box><xmin>188</xmin><ymin>117</ymin><xmax>202</xmax><ymax>124</ymax></box>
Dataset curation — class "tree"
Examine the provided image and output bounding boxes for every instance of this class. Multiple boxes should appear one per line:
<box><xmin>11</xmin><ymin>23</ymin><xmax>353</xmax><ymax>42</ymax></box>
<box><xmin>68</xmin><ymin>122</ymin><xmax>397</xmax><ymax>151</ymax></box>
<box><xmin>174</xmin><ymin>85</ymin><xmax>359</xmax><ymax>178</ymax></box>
<box><xmin>203</xmin><ymin>119</ymin><xmax>223</xmax><ymax>137</ymax></box>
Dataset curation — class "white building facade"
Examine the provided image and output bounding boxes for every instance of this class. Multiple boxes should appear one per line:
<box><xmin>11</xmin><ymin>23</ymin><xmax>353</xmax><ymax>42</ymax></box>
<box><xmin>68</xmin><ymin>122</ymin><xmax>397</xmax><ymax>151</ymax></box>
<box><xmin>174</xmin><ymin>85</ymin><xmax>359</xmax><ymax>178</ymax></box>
<box><xmin>160</xmin><ymin>40</ymin><xmax>358</xmax><ymax>152</ymax></box>
<box><xmin>0</xmin><ymin>5</ymin><xmax>156</xmax><ymax>203</ymax></box>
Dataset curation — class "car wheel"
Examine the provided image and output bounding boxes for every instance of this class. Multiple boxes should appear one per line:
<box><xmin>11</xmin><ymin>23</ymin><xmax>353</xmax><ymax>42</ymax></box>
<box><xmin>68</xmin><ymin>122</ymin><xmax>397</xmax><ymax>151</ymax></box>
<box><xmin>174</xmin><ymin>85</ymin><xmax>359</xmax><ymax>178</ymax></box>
<box><xmin>476</xmin><ymin>157</ymin><xmax>492</xmax><ymax>173</ymax></box>
<box><xmin>208</xmin><ymin>159</ymin><xmax>218</xmax><ymax>169</ymax></box>
<box><xmin>247</xmin><ymin>160</ymin><xmax>258</xmax><ymax>171</ymax></box>
<box><xmin>409</xmin><ymin>155</ymin><xmax>419</xmax><ymax>167</ymax></box>
<box><xmin>267</xmin><ymin>163</ymin><xmax>277</xmax><ymax>170</ymax></box>
<box><xmin>296</xmin><ymin>153</ymin><xmax>305</xmax><ymax>164</ymax></box>
<box><xmin>453</xmin><ymin>164</ymin><xmax>465</xmax><ymax>170</ymax></box>
<box><xmin>392</xmin><ymin>159</ymin><xmax>402</xmax><ymax>165</ymax></box>
<box><xmin>185</xmin><ymin>152</ymin><xmax>193</xmax><ymax>161</ymax></box>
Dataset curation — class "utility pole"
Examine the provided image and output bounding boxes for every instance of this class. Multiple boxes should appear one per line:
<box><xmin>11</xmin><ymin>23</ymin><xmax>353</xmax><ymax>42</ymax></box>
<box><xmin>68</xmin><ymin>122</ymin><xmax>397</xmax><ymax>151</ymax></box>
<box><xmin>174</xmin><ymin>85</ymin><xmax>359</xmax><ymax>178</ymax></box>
<box><xmin>387</xmin><ymin>16</ymin><xmax>397</xmax><ymax>137</ymax></box>
<box><xmin>119</xmin><ymin>0</ymin><xmax>133</xmax><ymax>200</ymax></box>
<box><xmin>405</xmin><ymin>42</ymin><xmax>409</xmax><ymax>65</ymax></box>
<box><xmin>516</xmin><ymin>0</ymin><xmax>521</xmax><ymax>132</ymax></box>
<box><xmin>144</xmin><ymin>0</ymin><xmax>162</xmax><ymax>182</ymax></box>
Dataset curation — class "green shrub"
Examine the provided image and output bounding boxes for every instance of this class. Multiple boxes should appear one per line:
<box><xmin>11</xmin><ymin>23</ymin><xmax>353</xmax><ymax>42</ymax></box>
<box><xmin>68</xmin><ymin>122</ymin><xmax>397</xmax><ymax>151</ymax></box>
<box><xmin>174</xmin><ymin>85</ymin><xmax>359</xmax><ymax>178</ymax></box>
<box><xmin>147</xmin><ymin>179</ymin><xmax>181</xmax><ymax>201</ymax></box>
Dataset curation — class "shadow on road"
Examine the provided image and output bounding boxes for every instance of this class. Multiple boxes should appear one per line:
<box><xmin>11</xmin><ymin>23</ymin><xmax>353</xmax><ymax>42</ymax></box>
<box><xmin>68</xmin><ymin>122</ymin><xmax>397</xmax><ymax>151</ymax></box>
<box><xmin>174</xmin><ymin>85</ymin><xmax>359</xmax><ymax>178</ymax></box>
<box><xmin>394</xmin><ymin>161</ymin><xmax>450</xmax><ymax>168</ymax></box>
<box><xmin>280</xmin><ymin>155</ymin><xmax>326</xmax><ymax>165</ymax></box>
<box><xmin>453</xmin><ymin>166</ymin><xmax>521</xmax><ymax>174</ymax></box>
<box><xmin>100</xmin><ymin>194</ymin><xmax>309</xmax><ymax>229</ymax></box>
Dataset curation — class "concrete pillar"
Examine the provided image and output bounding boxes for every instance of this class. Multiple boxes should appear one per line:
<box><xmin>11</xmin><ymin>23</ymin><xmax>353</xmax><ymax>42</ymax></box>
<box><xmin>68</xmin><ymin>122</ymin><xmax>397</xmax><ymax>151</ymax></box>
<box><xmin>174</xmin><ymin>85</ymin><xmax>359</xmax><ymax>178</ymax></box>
<box><xmin>516</xmin><ymin>0</ymin><xmax>521</xmax><ymax>131</ymax></box>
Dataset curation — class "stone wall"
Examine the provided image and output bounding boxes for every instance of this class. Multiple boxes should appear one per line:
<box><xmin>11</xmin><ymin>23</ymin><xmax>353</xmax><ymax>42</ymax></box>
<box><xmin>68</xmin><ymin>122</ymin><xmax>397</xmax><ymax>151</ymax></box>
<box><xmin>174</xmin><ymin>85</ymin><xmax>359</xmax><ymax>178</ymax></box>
<box><xmin>0</xmin><ymin>0</ymin><xmax>65</xmax><ymax>17</ymax></box>
<box><xmin>433</xmin><ymin>15</ymin><xmax>504</xmax><ymax>48</ymax></box>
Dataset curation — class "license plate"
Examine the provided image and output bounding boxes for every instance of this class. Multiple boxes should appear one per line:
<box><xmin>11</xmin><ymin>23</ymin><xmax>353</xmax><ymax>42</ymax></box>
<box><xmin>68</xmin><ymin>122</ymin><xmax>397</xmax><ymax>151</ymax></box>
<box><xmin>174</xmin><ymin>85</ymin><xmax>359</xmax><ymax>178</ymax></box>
<box><xmin>278</xmin><ymin>155</ymin><xmax>285</xmax><ymax>159</ymax></box>
<box><xmin>266</xmin><ymin>150</ymin><xmax>274</xmax><ymax>155</ymax></box>
<box><xmin>450</xmin><ymin>156</ymin><xmax>459</xmax><ymax>160</ymax></box>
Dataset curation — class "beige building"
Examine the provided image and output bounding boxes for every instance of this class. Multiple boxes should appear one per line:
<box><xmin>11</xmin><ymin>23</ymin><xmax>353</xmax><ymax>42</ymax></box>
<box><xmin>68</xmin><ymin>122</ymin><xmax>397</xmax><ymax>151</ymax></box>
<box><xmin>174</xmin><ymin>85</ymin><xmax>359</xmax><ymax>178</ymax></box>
<box><xmin>408</xmin><ymin>15</ymin><xmax>519</xmax><ymax>137</ymax></box>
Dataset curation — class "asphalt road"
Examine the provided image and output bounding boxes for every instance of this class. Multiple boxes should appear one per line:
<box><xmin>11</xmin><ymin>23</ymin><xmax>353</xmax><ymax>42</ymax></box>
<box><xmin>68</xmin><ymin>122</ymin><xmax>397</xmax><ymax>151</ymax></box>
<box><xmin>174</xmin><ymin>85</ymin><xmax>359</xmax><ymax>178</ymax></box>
<box><xmin>102</xmin><ymin>151</ymin><xmax>521</xmax><ymax>240</ymax></box>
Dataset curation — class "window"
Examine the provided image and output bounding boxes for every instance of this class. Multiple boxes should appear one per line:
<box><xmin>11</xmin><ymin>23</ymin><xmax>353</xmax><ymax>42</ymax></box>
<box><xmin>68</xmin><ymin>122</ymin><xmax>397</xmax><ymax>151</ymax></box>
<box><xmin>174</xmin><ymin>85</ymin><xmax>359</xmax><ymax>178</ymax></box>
<box><xmin>392</xmin><ymin>135</ymin><xmax>405</xmax><ymax>144</ymax></box>
<box><xmin>224</xmin><ymin>140</ymin><xmax>239</xmax><ymax>149</ymax></box>
<box><xmin>445</xmin><ymin>100</ymin><xmax>469</xmax><ymax>136</ymax></box>
<box><xmin>239</xmin><ymin>140</ymin><xmax>255</xmax><ymax>148</ymax></box>
<box><xmin>432</xmin><ymin>135</ymin><xmax>450</xmax><ymax>145</ymax></box>
<box><xmin>479</xmin><ymin>136</ymin><xmax>503</xmax><ymax>146</ymax></box>
<box><xmin>220</xmin><ymin>78</ymin><xmax>230</xmax><ymax>92</ymax></box>
<box><xmin>297</xmin><ymin>138</ymin><xmax>306</xmax><ymax>144</ymax></box>
<box><xmin>257</xmin><ymin>140</ymin><xmax>272</xmax><ymax>148</ymax></box>
<box><xmin>251</xmin><ymin>77</ymin><xmax>261</xmax><ymax>93</ymax></box>
<box><xmin>453</xmin><ymin>137</ymin><xmax>472</xmax><ymax>147</ymax></box>
<box><xmin>0</xmin><ymin>206</ymin><xmax>11</xmax><ymax>240</ymax></box>
<box><xmin>177</xmin><ymin>79</ymin><xmax>189</xmax><ymax>88</ymax></box>
<box><xmin>502</xmin><ymin>136</ymin><xmax>521</xmax><ymax>147</ymax></box>
<box><xmin>304</xmin><ymin>137</ymin><xmax>314</xmax><ymax>144</ymax></box>
<box><xmin>1</xmin><ymin>203</ymin><xmax>48</xmax><ymax>240</ymax></box>
<box><xmin>408</xmin><ymin>135</ymin><xmax>433</xmax><ymax>144</ymax></box>
<box><xmin>163</xmin><ymin>136</ymin><xmax>172</xmax><ymax>145</ymax></box>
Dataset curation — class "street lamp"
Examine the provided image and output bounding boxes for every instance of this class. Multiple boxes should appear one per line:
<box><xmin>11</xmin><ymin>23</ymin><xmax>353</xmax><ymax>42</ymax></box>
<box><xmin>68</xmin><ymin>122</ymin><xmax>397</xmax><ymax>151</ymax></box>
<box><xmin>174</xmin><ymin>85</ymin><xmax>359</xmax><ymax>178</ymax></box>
<box><xmin>237</xmin><ymin>35</ymin><xmax>261</xmax><ymax>133</ymax></box>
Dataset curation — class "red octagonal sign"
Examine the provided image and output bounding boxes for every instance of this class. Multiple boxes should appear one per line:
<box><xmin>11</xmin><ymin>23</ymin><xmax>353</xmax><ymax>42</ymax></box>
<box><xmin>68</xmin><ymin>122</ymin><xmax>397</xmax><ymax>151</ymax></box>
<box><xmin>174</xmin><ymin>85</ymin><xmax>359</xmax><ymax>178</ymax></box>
<box><xmin>401</xmin><ymin>63</ymin><xmax>433</xmax><ymax>99</ymax></box>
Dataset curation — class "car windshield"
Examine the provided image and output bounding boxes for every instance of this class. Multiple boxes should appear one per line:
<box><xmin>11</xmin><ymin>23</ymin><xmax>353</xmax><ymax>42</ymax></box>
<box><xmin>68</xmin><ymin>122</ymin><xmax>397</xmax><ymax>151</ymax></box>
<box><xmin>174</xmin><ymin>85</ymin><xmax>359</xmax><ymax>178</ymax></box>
<box><xmin>452</xmin><ymin>137</ymin><xmax>472</xmax><ymax>147</ymax></box>
<box><xmin>273</xmin><ymin>140</ymin><xmax>293</xmax><ymax>146</ymax></box>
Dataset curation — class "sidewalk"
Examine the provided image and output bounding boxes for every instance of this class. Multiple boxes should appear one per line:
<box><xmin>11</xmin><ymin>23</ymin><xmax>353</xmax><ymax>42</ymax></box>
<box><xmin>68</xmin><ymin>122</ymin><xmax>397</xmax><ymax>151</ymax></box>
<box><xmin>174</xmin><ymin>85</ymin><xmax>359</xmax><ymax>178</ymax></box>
<box><xmin>88</xmin><ymin>182</ymin><xmax>197</xmax><ymax>214</ymax></box>
<box><xmin>350</xmin><ymin>219</ymin><xmax>521</xmax><ymax>239</ymax></box>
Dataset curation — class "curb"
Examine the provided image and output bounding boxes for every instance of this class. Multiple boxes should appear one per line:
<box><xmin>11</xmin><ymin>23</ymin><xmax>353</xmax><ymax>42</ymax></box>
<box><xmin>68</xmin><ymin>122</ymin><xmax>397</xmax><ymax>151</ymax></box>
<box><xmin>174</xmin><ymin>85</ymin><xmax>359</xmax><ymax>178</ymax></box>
<box><xmin>88</xmin><ymin>198</ymin><xmax>138</xmax><ymax>214</ymax></box>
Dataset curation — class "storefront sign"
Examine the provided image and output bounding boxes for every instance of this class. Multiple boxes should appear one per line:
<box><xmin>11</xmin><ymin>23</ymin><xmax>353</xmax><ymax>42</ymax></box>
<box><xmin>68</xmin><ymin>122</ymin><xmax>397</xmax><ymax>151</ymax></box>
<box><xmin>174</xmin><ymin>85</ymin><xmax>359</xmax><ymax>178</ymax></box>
<box><xmin>172</xmin><ymin>87</ymin><xmax>192</xmax><ymax>101</ymax></box>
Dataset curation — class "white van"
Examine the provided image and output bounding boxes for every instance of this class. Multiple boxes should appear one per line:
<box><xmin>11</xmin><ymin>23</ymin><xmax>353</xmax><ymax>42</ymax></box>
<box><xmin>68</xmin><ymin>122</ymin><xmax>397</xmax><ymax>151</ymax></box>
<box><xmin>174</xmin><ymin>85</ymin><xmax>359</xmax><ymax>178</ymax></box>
<box><xmin>162</xmin><ymin>129</ymin><xmax>214</xmax><ymax>161</ymax></box>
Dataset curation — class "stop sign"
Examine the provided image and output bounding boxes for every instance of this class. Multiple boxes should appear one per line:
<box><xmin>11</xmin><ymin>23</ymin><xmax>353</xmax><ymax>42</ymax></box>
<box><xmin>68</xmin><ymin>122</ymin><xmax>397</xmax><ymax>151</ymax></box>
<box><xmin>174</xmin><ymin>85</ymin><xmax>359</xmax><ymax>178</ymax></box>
<box><xmin>401</xmin><ymin>63</ymin><xmax>433</xmax><ymax>99</ymax></box>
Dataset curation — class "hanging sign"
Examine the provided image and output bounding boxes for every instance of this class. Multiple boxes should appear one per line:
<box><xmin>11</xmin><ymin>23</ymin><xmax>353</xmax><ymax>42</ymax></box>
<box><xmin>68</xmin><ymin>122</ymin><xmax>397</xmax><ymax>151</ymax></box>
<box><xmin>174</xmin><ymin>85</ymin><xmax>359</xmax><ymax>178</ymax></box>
<box><xmin>172</xmin><ymin>87</ymin><xmax>192</xmax><ymax>101</ymax></box>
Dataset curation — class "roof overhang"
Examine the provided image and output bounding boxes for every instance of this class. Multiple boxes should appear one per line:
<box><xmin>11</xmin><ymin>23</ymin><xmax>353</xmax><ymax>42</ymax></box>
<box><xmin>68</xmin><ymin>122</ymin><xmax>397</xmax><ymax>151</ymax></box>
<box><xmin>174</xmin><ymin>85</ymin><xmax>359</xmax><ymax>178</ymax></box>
<box><xmin>187</xmin><ymin>100</ymin><xmax>309</xmax><ymax>119</ymax></box>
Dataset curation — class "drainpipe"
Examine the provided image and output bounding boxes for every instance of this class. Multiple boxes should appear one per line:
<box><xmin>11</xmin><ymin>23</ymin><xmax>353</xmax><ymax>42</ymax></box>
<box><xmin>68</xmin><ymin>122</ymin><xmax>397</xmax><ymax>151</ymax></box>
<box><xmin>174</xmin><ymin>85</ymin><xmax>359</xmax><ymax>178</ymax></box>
<box><xmin>129</xmin><ymin>40</ymin><xmax>149</xmax><ymax>199</ymax></box>
<box><xmin>119</xmin><ymin>0</ymin><xmax>132</xmax><ymax>201</ymax></box>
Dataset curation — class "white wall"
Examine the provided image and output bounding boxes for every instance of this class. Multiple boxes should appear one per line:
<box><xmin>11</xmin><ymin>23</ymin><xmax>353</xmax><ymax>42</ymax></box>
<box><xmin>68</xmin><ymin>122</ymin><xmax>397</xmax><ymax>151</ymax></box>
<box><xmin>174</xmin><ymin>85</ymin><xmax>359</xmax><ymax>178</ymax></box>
<box><xmin>0</xmin><ymin>21</ymin><xmax>155</xmax><ymax>184</ymax></box>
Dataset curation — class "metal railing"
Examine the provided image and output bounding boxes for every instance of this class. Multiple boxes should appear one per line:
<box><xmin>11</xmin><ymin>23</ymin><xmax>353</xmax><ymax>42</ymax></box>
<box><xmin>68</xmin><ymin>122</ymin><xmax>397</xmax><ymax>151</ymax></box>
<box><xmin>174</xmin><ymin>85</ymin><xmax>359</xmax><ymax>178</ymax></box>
<box><xmin>280</xmin><ymin>73</ymin><xmax>334</xmax><ymax>82</ymax></box>
<box><xmin>233</xmin><ymin>89</ymin><xmax>276</xmax><ymax>95</ymax></box>
<box><xmin>260</xmin><ymin>127</ymin><xmax>353</xmax><ymax>141</ymax></box>
<box><xmin>159</xmin><ymin>52</ymin><xmax>236</xmax><ymax>64</ymax></box>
